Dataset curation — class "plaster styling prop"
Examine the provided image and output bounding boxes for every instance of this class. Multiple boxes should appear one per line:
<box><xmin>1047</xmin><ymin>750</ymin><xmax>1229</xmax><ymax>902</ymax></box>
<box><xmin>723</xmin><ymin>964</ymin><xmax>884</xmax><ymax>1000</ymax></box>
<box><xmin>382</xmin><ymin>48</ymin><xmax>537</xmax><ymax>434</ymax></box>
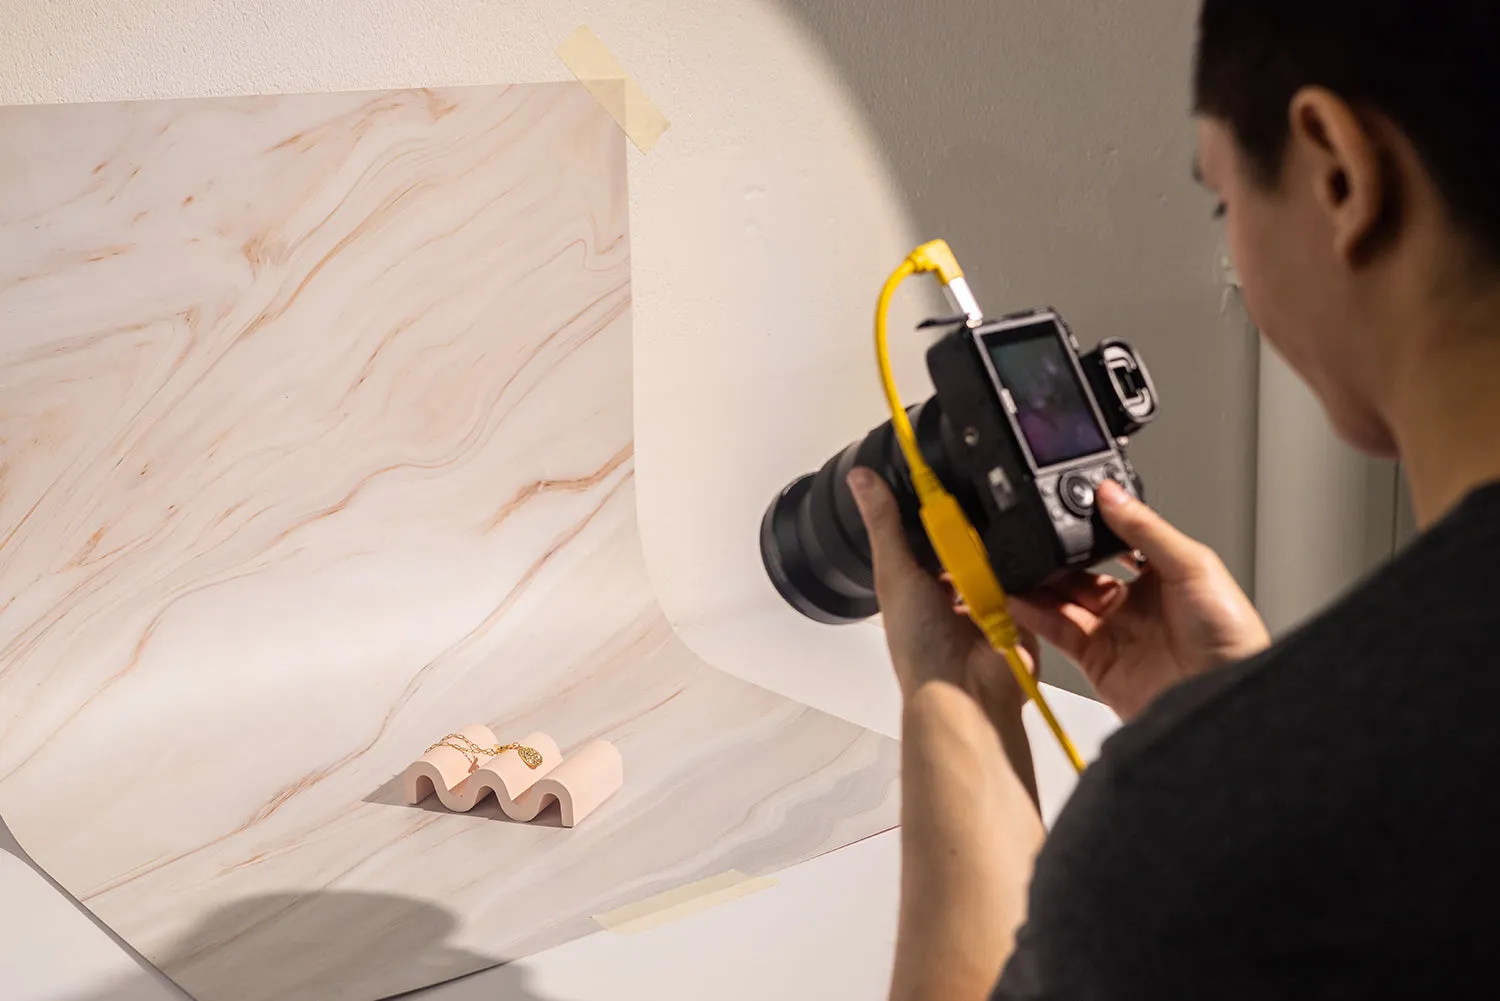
<box><xmin>403</xmin><ymin>725</ymin><xmax>623</xmax><ymax>827</ymax></box>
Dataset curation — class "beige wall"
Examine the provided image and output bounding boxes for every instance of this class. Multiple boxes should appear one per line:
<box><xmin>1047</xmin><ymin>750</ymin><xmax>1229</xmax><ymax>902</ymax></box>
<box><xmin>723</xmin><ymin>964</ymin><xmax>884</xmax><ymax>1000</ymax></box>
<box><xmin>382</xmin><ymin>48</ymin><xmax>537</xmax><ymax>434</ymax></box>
<box><xmin>777</xmin><ymin>0</ymin><xmax>1261</xmax><ymax>693</ymax></box>
<box><xmin>2</xmin><ymin>0</ymin><xmax>1268</xmax><ymax>717</ymax></box>
<box><xmin>1255</xmin><ymin>349</ymin><xmax>1404</xmax><ymax>637</ymax></box>
<box><xmin>778</xmin><ymin>0</ymin><xmax>1260</xmax><ymax>583</ymax></box>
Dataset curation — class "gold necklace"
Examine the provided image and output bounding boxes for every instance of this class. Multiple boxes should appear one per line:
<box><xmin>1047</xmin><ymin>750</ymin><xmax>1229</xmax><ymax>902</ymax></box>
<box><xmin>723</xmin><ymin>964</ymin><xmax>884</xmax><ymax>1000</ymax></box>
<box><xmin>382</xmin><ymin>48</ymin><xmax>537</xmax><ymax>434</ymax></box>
<box><xmin>426</xmin><ymin>733</ymin><xmax>544</xmax><ymax>769</ymax></box>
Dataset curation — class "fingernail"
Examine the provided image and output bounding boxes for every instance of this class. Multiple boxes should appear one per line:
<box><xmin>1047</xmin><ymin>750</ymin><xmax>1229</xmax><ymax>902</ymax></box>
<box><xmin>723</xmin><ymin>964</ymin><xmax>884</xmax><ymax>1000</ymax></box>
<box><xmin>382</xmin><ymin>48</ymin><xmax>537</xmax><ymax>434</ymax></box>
<box><xmin>1097</xmin><ymin>479</ymin><xmax>1129</xmax><ymax>509</ymax></box>
<box><xmin>846</xmin><ymin>467</ymin><xmax>876</xmax><ymax>500</ymax></box>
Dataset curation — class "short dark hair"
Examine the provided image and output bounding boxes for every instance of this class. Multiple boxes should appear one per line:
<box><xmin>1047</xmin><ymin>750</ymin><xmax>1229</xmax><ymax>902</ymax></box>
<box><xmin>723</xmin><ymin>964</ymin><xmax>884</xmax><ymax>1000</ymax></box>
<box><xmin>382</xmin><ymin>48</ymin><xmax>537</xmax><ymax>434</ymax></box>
<box><xmin>1194</xmin><ymin>1</ymin><xmax>1500</xmax><ymax>262</ymax></box>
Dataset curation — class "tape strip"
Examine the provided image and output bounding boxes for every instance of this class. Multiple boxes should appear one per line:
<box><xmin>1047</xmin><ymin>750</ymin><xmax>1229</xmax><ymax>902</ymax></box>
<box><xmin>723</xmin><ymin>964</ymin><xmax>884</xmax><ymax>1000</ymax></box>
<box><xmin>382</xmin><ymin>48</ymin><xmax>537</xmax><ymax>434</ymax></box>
<box><xmin>593</xmin><ymin>870</ymin><xmax>778</xmax><ymax>935</ymax></box>
<box><xmin>557</xmin><ymin>25</ymin><xmax>671</xmax><ymax>154</ymax></box>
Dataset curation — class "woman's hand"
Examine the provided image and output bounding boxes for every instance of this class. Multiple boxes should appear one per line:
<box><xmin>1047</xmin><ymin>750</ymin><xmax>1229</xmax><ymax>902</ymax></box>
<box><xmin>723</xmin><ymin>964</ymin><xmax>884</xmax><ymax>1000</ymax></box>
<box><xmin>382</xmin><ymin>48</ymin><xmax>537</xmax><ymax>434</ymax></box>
<box><xmin>846</xmin><ymin>468</ymin><xmax>1037</xmax><ymax>725</ymax></box>
<box><xmin>1009</xmin><ymin>479</ymin><xmax>1270</xmax><ymax>720</ymax></box>
<box><xmin>850</xmin><ymin>469</ymin><xmax>1045</xmax><ymax>1001</ymax></box>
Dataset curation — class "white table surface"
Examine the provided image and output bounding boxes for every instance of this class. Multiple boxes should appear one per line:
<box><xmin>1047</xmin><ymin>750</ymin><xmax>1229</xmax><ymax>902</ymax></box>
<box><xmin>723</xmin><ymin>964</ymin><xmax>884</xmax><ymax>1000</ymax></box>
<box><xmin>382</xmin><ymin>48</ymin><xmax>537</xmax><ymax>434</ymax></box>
<box><xmin>1</xmin><ymin>688</ymin><xmax>1118</xmax><ymax>1001</ymax></box>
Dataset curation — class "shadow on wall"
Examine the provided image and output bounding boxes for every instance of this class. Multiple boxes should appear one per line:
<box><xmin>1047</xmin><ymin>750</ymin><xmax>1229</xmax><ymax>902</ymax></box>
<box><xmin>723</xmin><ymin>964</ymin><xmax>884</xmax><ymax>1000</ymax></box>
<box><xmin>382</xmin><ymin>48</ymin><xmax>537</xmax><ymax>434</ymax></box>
<box><xmin>771</xmin><ymin>0</ymin><xmax>1261</xmax><ymax>693</ymax></box>
<box><xmin>770</xmin><ymin>0</ymin><xmax>1221</xmax><ymax>324</ymax></box>
<box><xmin>771</xmin><ymin>0</ymin><xmax>1257</xmax><ymax>559</ymax></box>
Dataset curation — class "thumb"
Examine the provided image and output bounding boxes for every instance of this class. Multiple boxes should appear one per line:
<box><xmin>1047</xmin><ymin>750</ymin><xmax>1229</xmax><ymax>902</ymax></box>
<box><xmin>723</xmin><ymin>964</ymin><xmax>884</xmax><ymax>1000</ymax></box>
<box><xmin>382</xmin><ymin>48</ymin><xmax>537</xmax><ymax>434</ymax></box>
<box><xmin>1095</xmin><ymin>480</ymin><xmax>1209</xmax><ymax>581</ymax></box>
<box><xmin>846</xmin><ymin>467</ymin><xmax>922</xmax><ymax>586</ymax></box>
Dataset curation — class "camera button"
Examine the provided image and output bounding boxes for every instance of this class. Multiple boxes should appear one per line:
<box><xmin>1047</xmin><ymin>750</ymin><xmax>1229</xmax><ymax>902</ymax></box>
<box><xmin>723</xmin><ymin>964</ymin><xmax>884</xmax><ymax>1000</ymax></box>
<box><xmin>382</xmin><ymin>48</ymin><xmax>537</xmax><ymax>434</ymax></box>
<box><xmin>1060</xmin><ymin>472</ymin><xmax>1096</xmax><ymax>517</ymax></box>
<box><xmin>1102</xmin><ymin>462</ymin><xmax>1132</xmax><ymax>493</ymax></box>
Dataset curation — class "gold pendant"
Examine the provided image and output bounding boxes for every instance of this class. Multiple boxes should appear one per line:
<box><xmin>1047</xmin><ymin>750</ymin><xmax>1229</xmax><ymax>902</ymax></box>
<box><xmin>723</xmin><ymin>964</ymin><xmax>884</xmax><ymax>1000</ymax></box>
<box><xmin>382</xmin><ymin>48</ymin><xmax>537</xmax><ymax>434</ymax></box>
<box><xmin>426</xmin><ymin>733</ymin><xmax>544</xmax><ymax>770</ymax></box>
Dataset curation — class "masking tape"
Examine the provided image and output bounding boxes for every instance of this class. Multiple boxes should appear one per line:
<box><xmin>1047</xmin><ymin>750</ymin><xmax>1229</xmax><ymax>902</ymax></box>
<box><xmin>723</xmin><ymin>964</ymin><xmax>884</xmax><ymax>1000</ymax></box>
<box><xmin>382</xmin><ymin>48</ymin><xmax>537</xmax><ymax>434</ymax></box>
<box><xmin>557</xmin><ymin>25</ymin><xmax>671</xmax><ymax>154</ymax></box>
<box><xmin>593</xmin><ymin>870</ymin><xmax>779</xmax><ymax>935</ymax></box>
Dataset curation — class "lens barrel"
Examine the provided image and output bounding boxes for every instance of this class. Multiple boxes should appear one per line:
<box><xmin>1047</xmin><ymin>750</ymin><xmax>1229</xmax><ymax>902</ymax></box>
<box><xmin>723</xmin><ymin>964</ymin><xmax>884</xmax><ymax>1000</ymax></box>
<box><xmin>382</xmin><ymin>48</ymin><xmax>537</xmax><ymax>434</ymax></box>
<box><xmin>760</xmin><ymin>402</ymin><xmax>948</xmax><ymax>624</ymax></box>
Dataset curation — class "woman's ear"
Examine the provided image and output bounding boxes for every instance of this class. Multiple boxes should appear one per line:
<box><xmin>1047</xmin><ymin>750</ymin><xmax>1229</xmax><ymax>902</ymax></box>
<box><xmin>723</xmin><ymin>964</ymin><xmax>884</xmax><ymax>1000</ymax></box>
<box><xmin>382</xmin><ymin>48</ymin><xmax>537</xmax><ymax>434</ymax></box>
<box><xmin>1286</xmin><ymin>86</ymin><xmax>1391</xmax><ymax>264</ymax></box>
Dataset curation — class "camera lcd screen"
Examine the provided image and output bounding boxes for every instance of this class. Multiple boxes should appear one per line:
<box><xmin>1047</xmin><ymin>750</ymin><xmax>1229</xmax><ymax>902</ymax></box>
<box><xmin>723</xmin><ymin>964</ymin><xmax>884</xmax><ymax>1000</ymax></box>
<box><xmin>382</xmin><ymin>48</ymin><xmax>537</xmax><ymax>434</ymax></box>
<box><xmin>985</xmin><ymin>321</ymin><xmax>1110</xmax><ymax>468</ymax></box>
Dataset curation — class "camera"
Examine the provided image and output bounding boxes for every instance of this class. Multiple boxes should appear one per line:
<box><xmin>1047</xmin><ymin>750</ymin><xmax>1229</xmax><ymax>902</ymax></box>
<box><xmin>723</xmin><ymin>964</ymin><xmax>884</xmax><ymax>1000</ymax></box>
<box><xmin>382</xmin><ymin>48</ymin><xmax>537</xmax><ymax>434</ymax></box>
<box><xmin>760</xmin><ymin>308</ymin><xmax>1159</xmax><ymax>624</ymax></box>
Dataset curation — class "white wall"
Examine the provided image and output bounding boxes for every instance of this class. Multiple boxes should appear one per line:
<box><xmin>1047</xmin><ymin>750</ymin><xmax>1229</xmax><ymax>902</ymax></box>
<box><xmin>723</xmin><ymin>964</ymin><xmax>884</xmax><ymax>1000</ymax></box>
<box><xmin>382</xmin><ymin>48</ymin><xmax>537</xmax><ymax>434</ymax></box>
<box><xmin>1</xmin><ymin>0</ymin><xmax>1260</xmax><ymax>735</ymax></box>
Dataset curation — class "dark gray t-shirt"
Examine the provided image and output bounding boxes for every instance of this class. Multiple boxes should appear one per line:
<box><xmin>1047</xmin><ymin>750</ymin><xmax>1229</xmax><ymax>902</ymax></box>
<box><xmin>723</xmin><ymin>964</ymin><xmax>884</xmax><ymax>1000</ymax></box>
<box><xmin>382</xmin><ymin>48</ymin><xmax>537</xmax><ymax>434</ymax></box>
<box><xmin>995</xmin><ymin>481</ymin><xmax>1500</xmax><ymax>1000</ymax></box>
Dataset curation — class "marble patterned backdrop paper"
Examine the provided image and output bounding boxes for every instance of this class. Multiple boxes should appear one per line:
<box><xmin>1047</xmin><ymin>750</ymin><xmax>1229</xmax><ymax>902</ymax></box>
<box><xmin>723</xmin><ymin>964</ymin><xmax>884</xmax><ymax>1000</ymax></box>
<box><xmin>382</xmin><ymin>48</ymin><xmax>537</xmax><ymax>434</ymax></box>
<box><xmin>0</xmin><ymin>84</ymin><xmax>899</xmax><ymax>1001</ymax></box>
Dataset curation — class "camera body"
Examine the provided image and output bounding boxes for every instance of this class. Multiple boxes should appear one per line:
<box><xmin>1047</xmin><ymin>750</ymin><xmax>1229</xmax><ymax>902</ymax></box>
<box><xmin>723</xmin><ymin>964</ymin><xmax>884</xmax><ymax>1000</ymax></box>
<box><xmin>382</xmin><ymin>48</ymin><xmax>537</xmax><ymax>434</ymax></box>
<box><xmin>760</xmin><ymin>307</ymin><xmax>1159</xmax><ymax>624</ymax></box>
<box><xmin>924</xmin><ymin>308</ymin><xmax>1157</xmax><ymax>592</ymax></box>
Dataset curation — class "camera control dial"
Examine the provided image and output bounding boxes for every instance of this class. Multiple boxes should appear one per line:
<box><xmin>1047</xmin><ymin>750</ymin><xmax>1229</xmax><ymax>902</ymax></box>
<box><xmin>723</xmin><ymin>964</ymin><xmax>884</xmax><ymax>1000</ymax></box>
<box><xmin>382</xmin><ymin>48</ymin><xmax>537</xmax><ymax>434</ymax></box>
<box><xmin>1060</xmin><ymin>471</ymin><xmax>1097</xmax><ymax>517</ymax></box>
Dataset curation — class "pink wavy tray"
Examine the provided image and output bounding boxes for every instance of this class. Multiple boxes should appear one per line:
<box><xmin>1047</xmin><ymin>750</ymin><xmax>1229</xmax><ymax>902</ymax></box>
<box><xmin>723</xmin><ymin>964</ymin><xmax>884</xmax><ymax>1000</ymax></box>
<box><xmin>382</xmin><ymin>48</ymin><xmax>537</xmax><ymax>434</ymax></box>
<box><xmin>402</xmin><ymin>724</ymin><xmax>623</xmax><ymax>827</ymax></box>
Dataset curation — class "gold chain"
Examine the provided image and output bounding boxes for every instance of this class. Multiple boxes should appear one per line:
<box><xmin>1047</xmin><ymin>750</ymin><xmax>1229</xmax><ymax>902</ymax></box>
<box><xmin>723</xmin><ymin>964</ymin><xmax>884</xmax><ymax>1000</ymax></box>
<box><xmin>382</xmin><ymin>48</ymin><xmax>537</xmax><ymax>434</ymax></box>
<box><xmin>425</xmin><ymin>733</ymin><xmax>544</xmax><ymax>769</ymax></box>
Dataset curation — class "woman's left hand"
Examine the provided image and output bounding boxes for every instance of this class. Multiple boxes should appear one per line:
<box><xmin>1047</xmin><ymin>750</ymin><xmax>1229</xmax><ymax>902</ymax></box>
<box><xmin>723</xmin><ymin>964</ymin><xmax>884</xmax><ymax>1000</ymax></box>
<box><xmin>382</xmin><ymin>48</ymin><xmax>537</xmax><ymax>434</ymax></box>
<box><xmin>847</xmin><ymin>468</ymin><xmax>1038</xmax><ymax>724</ymax></box>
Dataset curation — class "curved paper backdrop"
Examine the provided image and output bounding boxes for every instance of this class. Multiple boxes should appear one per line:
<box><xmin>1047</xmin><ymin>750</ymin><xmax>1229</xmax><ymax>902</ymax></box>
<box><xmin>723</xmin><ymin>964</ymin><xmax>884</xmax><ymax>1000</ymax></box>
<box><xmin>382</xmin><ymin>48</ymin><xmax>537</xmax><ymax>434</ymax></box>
<box><xmin>0</xmin><ymin>84</ymin><xmax>899</xmax><ymax>1001</ymax></box>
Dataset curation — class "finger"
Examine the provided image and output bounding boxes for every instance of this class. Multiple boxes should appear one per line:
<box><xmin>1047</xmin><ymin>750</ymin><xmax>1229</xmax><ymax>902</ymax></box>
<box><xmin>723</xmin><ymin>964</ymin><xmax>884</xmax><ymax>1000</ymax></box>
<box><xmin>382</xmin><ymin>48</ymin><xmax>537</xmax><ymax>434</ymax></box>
<box><xmin>1008</xmin><ymin>593</ymin><xmax>1101</xmax><ymax>665</ymax></box>
<box><xmin>846</xmin><ymin>468</ymin><xmax>923</xmax><ymax>589</ymax></box>
<box><xmin>1017</xmin><ymin>624</ymin><xmax>1043</xmax><ymax>668</ymax></box>
<box><xmin>1113</xmin><ymin>551</ymin><xmax>1147</xmax><ymax>579</ymax></box>
<box><xmin>1095</xmin><ymin>480</ymin><xmax>1207</xmax><ymax>582</ymax></box>
<box><xmin>937</xmin><ymin>574</ymin><xmax>973</xmax><ymax>615</ymax></box>
<box><xmin>1043</xmin><ymin>573</ymin><xmax>1127</xmax><ymax>618</ymax></box>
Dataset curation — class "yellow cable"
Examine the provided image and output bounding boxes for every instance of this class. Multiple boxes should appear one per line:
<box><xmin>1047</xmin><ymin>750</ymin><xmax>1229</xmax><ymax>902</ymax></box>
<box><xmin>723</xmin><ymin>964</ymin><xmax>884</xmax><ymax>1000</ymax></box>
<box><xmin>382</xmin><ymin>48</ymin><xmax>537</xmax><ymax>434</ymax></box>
<box><xmin>875</xmin><ymin>259</ymin><xmax>925</xmax><ymax>481</ymax></box>
<box><xmin>875</xmin><ymin>242</ymin><xmax>1086</xmax><ymax>774</ymax></box>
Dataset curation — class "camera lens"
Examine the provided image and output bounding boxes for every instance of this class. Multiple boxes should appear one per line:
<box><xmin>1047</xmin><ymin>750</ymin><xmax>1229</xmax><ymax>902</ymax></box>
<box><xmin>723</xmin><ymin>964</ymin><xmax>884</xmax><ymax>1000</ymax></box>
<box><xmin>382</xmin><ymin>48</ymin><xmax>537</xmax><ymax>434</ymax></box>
<box><xmin>760</xmin><ymin>402</ymin><xmax>950</xmax><ymax>624</ymax></box>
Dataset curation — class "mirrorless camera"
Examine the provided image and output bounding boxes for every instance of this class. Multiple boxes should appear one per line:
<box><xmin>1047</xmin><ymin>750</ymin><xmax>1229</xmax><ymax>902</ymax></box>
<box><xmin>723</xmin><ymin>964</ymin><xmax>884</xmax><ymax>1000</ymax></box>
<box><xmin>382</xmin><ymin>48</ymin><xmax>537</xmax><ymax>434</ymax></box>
<box><xmin>760</xmin><ymin>308</ymin><xmax>1159</xmax><ymax>623</ymax></box>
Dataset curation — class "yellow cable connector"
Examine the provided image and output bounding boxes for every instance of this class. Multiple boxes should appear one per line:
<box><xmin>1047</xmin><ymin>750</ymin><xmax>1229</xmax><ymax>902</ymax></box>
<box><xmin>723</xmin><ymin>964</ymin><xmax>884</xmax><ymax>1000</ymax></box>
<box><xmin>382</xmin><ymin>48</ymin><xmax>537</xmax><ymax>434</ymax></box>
<box><xmin>908</xmin><ymin>239</ymin><xmax>966</xmax><ymax>285</ymax></box>
<box><xmin>875</xmin><ymin>241</ymin><xmax>1086</xmax><ymax>774</ymax></box>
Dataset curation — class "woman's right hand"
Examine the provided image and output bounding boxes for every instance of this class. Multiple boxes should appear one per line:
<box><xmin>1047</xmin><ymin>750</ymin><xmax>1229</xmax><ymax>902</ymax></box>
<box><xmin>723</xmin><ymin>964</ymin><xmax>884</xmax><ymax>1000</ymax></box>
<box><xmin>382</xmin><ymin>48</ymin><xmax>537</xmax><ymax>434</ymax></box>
<box><xmin>1008</xmin><ymin>480</ymin><xmax>1270</xmax><ymax>720</ymax></box>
